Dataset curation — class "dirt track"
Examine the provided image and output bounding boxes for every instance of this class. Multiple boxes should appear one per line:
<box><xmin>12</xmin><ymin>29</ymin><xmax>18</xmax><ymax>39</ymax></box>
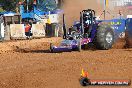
<box><xmin>0</xmin><ymin>38</ymin><xmax>131</xmax><ymax>88</ymax></box>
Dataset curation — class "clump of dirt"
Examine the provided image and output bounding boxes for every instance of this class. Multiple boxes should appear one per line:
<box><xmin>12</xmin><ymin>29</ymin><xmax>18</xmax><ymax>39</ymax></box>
<box><xmin>12</xmin><ymin>46</ymin><xmax>31</xmax><ymax>53</ymax></box>
<box><xmin>125</xmin><ymin>31</ymin><xmax>132</xmax><ymax>48</ymax></box>
<box><xmin>11</xmin><ymin>38</ymin><xmax>62</xmax><ymax>53</ymax></box>
<box><xmin>0</xmin><ymin>38</ymin><xmax>62</xmax><ymax>53</ymax></box>
<box><xmin>113</xmin><ymin>38</ymin><xmax>126</xmax><ymax>49</ymax></box>
<box><xmin>125</xmin><ymin>39</ymin><xmax>132</xmax><ymax>48</ymax></box>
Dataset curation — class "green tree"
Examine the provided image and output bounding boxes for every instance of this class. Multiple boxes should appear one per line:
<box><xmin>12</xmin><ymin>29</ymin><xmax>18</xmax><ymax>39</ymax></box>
<box><xmin>0</xmin><ymin>7</ymin><xmax>4</xmax><ymax>12</ymax></box>
<box><xmin>0</xmin><ymin>0</ymin><xmax>22</xmax><ymax>11</ymax></box>
<box><xmin>0</xmin><ymin>0</ymin><xmax>64</xmax><ymax>12</ymax></box>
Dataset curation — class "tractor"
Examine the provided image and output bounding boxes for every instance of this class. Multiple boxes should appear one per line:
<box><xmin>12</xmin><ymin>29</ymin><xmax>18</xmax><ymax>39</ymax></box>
<box><xmin>50</xmin><ymin>9</ymin><xmax>115</xmax><ymax>52</ymax></box>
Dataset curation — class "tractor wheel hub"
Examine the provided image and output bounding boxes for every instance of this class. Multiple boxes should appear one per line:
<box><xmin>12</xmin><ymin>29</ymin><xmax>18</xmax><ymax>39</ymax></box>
<box><xmin>106</xmin><ymin>32</ymin><xmax>113</xmax><ymax>44</ymax></box>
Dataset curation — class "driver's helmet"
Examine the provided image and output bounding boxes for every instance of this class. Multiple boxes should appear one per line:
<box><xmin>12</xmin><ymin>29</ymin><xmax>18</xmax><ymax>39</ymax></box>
<box><xmin>74</xmin><ymin>21</ymin><xmax>80</xmax><ymax>25</ymax></box>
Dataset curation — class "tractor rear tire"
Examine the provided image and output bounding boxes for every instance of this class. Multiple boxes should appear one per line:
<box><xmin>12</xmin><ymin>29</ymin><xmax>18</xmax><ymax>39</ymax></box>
<box><xmin>95</xmin><ymin>25</ymin><xmax>114</xmax><ymax>50</ymax></box>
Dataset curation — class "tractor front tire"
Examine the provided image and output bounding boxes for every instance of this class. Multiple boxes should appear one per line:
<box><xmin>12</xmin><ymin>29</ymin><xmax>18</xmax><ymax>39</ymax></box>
<box><xmin>95</xmin><ymin>25</ymin><xmax>114</xmax><ymax>50</ymax></box>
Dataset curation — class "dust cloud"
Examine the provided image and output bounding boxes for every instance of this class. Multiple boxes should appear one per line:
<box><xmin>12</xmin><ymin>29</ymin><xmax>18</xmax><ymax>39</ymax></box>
<box><xmin>62</xmin><ymin>0</ymin><xmax>103</xmax><ymax>27</ymax></box>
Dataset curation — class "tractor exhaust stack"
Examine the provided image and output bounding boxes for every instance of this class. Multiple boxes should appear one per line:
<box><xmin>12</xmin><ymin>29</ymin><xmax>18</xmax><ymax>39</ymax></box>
<box><xmin>63</xmin><ymin>14</ymin><xmax>67</xmax><ymax>39</ymax></box>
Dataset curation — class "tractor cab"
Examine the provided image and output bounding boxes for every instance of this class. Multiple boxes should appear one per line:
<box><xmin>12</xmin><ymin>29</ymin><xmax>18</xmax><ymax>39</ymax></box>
<box><xmin>82</xmin><ymin>9</ymin><xmax>96</xmax><ymax>26</ymax></box>
<box><xmin>81</xmin><ymin>9</ymin><xmax>97</xmax><ymax>38</ymax></box>
<box><xmin>68</xmin><ymin>9</ymin><xmax>97</xmax><ymax>39</ymax></box>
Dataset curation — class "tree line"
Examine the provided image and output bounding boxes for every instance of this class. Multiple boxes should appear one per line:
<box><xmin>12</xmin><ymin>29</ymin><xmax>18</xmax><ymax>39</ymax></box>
<box><xmin>0</xmin><ymin>0</ymin><xmax>64</xmax><ymax>12</ymax></box>
<box><xmin>0</xmin><ymin>0</ymin><xmax>23</xmax><ymax>11</ymax></box>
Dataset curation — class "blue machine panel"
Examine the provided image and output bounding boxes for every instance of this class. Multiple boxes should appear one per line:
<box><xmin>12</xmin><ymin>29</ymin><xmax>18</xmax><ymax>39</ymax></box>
<box><xmin>111</xmin><ymin>19</ymin><xmax>126</xmax><ymax>34</ymax></box>
<box><xmin>99</xmin><ymin>19</ymin><xmax>126</xmax><ymax>39</ymax></box>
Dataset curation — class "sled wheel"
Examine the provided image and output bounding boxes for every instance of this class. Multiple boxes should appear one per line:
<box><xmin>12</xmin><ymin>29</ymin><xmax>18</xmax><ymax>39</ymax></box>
<box><xmin>50</xmin><ymin>43</ymin><xmax>53</xmax><ymax>53</ymax></box>
<box><xmin>78</xmin><ymin>39</ymin><xmax>81</xmax><ymax>52</ymax></box>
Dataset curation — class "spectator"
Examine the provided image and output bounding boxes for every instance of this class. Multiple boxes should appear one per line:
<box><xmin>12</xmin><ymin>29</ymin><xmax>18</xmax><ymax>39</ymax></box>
<box><xmin>25</xmin><ymin>22</ymin><xmax>32</xmax><ymax>39</ymax></box>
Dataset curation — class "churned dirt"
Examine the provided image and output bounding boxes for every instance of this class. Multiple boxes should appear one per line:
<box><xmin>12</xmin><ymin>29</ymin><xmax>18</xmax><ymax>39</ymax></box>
<box><xmin>113</xmin><ymin>38</ymin><xmax>126</xmax><ymax>49</ymax></box>
<box><xmin>0</xmin><ymin>37</ymin><xmax>131</xmax><ymax>88</ymax></box>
